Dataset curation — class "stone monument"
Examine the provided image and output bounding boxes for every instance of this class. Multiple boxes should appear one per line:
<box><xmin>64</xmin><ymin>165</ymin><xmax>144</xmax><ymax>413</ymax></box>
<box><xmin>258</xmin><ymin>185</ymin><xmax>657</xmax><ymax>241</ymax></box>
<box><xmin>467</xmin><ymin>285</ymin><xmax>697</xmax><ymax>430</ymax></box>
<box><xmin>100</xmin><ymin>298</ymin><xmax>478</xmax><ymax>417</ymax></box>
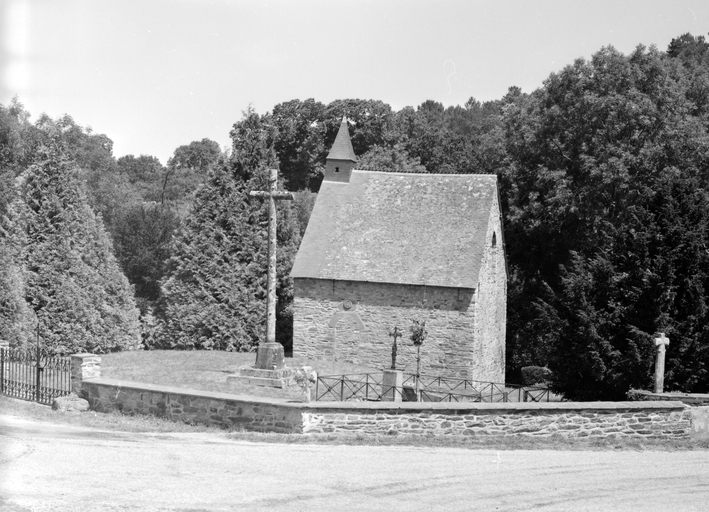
<box><xmin>228</xmin><ymin>169</ymin><xmax>296</xmax><ymax>388</ymax></box>
<box><xmin>654</xmin><ymin>332</ymin><xmax>670</xmax><ymax>393</ymax></box>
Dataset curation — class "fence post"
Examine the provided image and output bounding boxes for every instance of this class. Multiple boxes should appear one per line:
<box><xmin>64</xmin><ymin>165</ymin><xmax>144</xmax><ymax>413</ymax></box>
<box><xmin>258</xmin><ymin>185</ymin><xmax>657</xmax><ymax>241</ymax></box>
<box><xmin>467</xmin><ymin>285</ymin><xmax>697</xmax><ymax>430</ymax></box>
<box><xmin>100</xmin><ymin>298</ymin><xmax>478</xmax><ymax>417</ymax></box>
<box><xmin>0</xmin><ymin>341</ymin><xmax>7</xmax><ymax>395</ymax></box>
<box><xmin>382</xmin><ymin>369</ymin><xmax>403</xmax><ymax>402</ymax></box>
<box><xmin>70</xmin><ymin>353</ymin><xmax>101</xmax><ymax>397</ymax></box>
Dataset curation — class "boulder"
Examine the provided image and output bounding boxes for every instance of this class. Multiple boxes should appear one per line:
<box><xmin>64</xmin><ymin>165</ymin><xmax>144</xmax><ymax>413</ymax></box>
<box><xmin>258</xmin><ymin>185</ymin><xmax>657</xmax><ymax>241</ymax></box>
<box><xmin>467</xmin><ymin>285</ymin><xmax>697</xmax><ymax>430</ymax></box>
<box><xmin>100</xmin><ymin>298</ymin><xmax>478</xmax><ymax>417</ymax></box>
<box><xmin>52</xmin><ymin>393</ymin><xmax>89</xmax><ymax>413</ymax></box>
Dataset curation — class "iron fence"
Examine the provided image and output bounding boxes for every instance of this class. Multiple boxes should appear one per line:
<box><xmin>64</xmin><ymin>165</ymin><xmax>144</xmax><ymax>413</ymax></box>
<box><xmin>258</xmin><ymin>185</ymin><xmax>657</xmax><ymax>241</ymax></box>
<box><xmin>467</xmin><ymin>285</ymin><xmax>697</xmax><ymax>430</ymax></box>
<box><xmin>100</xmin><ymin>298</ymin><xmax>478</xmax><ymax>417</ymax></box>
<box><xmin>314</xmin><ymin>372</ymin><xmax>553</xmax><ymax>403</ymax></box>
<box><xmin>0</xmin><ymin>346</ymin><xmax>72</xmax><ymax>405</ymax></box>
<box><xmin>315</xmin><ymin>373</ymin><xmax>385</xmax><ymax>401</ymax></box>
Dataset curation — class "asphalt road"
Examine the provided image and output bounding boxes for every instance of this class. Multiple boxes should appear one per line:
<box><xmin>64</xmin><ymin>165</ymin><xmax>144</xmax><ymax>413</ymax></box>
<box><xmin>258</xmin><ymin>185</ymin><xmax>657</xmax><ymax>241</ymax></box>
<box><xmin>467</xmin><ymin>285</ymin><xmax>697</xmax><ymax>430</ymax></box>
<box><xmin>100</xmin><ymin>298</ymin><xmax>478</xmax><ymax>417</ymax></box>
<box><xmin>1</xmin><ymin>414</ymin><xmax>708</xmax><ymax>512</ymax></box>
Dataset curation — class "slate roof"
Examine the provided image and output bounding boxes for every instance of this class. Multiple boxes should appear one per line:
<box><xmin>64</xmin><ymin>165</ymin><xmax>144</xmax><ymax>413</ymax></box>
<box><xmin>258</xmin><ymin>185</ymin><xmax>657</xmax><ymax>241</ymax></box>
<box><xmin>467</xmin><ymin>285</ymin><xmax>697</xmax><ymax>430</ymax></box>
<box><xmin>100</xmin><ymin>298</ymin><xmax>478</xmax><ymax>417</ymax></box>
<box><xmin>291</xmin><ymin>170</ymin><xmax>499</xmax><ymax>289</ymax></box>
<box><xmin>326</xmin><ymin>118</ymin><xmax>357</xmax><ymax>162</ymax></box>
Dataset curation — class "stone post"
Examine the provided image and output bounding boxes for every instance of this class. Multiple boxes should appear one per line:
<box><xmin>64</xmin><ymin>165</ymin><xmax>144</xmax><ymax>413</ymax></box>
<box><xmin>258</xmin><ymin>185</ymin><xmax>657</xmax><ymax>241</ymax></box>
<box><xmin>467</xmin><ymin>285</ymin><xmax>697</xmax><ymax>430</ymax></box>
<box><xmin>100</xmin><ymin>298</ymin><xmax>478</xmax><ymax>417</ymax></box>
<box><xmin>654</xmin><ymin>332</ymin><xmax>670</xmax><ymax>393</ymax></box>
<box><xmin>690</xmin><ymin>407</ymin><xmax>709</xmax><ymax>440</ymax></box>
<box><xmin>382</xmin><ymin>369</ymin><xmax>404</xmax><ymax>402</ymax></box>
<box><xmin>70</xmin><ymin>353</ymin><xmax>101</xmax><ymax>396</ymax></box>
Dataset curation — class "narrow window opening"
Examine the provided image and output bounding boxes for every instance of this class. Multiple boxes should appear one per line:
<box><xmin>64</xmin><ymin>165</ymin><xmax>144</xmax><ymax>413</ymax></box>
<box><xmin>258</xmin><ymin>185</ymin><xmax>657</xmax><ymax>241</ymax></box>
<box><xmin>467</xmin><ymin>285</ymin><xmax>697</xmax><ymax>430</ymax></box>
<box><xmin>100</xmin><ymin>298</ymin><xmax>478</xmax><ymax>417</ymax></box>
<box><xmin>335</xmin><ymin>166</ymin><xmax>340</xmax><ymax>173</ymax></box>
<box><xmin>492</xmin><ymin>232</ymin><xmax>497</xmax><ymax>247</ymax></box>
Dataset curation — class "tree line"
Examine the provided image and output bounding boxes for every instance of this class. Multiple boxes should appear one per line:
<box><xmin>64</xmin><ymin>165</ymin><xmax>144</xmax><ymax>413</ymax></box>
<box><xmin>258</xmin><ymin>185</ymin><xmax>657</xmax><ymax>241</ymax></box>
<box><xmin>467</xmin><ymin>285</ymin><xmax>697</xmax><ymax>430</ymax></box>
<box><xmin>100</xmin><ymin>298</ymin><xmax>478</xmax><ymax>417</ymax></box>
<box><xmin>2</xmin><ymin>33</ymin><xmax>709</xmax><ymax>399</ymax></box>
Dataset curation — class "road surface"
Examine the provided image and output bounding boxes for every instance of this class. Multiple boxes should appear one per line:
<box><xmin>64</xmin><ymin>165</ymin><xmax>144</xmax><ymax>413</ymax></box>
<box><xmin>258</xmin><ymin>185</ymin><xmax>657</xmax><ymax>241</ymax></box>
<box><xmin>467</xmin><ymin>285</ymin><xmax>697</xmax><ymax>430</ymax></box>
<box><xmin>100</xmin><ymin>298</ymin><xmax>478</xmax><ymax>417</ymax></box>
<box><xmin>1</xmin><ymin>414</ymin><xmax>707</xmax><ymax>511</ymax></box>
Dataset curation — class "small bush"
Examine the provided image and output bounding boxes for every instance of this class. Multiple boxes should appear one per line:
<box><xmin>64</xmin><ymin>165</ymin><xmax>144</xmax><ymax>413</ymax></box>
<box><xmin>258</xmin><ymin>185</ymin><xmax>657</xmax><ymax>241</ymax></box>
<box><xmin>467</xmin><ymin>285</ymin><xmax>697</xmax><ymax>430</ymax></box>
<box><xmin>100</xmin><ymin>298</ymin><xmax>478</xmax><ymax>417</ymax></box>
<box><xmin>521</xmin><ymin>366</ymin><xmax>553</xmax><ymax>386</ymax></box>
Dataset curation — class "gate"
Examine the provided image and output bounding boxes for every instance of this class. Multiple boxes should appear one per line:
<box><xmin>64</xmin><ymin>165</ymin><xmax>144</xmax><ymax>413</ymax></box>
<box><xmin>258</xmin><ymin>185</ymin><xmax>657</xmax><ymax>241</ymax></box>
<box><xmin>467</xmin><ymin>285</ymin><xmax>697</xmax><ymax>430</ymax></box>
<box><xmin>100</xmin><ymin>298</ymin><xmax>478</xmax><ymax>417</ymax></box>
<box><xmin>0</xmin><ymin>345</ymin><xmax>72</xmax><ymax>405</ymax></box>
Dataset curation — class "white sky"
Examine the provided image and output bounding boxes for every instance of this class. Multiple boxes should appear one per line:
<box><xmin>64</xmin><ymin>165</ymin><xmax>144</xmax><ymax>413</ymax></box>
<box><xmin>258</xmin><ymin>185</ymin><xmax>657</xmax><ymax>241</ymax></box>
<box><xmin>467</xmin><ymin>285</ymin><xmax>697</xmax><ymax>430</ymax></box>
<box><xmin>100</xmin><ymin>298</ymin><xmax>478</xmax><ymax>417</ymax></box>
<box><xmin>2</xmin><ymin>0</ymin><xmax>708</xmax><ymax>164</ymax></box>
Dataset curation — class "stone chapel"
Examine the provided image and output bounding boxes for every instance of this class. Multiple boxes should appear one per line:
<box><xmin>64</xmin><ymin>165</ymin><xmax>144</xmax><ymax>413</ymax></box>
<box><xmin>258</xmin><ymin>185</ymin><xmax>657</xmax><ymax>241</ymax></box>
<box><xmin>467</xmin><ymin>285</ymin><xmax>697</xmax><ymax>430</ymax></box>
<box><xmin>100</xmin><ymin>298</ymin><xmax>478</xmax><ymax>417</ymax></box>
<box><xmin>290</xmin><ymin>118</ymin><xmax>507</xmax><ymax>382</ymax></box>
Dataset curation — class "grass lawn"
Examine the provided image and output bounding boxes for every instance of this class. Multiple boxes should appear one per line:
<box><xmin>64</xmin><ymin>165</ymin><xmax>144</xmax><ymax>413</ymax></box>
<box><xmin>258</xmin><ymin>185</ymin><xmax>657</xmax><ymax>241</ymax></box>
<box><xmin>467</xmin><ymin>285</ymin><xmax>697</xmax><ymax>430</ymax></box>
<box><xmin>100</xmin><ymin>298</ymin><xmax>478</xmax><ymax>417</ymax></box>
<box><xmin>100</xmin><ymin>350</ymin><xmax>380</xmax><ymax>400</ymax></box>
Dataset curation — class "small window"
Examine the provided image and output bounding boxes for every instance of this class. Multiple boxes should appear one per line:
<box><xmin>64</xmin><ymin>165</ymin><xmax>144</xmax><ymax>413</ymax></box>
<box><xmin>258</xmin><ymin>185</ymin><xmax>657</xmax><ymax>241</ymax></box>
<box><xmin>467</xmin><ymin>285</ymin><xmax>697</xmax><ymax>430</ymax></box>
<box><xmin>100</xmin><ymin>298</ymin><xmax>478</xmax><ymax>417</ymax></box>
<box><xmin>335</xmin><ymin>166</ymin><xmax>339</xmax><ymax>173</ymax></box>
<box><xmin>492</xmin><ymin>232</ymin><xmax>497</xmax><ymax>247</ymax></box>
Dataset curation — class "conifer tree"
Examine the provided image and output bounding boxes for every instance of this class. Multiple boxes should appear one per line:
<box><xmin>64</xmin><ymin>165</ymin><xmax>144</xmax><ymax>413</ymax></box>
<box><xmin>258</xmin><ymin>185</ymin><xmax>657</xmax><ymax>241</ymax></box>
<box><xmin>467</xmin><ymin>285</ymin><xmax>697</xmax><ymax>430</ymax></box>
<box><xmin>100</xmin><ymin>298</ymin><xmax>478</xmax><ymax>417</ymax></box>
<box><xmin>501</xmin><ymin>45</ymin><xmax>709</xmax><ymax>398</ymax></box>
<box><xmin>156</xmin><ymin>111</ymin><xmax>300</xmax><ymax>351</ymax></box>
<box><xmin>0</xmin><ymin>143</ymin><xmax>141</xmax><ymax>354</ymax></box>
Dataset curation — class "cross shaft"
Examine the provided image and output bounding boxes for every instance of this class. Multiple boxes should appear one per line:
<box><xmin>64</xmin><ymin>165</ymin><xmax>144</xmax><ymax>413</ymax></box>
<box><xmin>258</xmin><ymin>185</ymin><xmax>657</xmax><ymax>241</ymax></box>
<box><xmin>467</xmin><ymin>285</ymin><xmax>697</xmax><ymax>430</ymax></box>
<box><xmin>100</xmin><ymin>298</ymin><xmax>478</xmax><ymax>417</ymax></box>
<box><xmin>249</xmin><ymin>169</ymin><xmax>293</xmax><ymax>369</ymax></box>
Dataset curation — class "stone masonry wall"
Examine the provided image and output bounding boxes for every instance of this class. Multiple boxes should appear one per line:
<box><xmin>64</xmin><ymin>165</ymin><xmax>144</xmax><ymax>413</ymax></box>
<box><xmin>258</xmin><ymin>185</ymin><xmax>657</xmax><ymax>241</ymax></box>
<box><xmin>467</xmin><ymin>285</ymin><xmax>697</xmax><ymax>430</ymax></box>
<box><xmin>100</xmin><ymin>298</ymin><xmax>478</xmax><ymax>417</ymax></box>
<box><xmin>74</xmin><ymin>369</ymin><xmax>693</xmax><ymax>439</ymax></box>
<box><xmin>473</xmin><ymin>191</ymin><xmax>507</xmax><ymax>382</ymax></box>
<box><xmin>293</xmin><ymin>279</ymin><xmax>493</xmax><ymax>380</ymax></box>
<box><xmin>81</xmin><ymin>378</ymin><xmax>303</xmax><ymax>433</ymax></box>
<box><xmin>302</xmin><ymin>402</ymin><xmax>692</xmax><ymax>439</ymax></box>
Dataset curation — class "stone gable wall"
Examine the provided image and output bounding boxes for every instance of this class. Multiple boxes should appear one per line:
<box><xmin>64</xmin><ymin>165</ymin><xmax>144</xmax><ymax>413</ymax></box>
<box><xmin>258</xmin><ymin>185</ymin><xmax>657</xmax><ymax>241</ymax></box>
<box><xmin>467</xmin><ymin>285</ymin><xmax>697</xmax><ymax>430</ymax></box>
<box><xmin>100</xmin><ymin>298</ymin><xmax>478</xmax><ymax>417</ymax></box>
<box><xmin>472</xmin><ymin>191</ymin><xmax>507</xmax><ymax>382</ymax></box>
<box><xmin>293</xmin><ymin>279</ymin><xmax>490</xmax><ymax>379</ymax></box>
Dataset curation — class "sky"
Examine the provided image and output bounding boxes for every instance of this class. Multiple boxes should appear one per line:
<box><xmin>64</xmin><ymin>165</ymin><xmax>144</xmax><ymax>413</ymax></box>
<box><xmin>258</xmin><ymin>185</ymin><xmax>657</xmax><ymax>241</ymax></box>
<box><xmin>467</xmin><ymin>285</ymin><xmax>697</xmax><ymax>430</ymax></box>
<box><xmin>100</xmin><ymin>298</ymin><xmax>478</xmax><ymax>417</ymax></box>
<box><xmin>2</xmin><ymin>0</ymin><xmax>709</xmax><ymax>164</ymax></box>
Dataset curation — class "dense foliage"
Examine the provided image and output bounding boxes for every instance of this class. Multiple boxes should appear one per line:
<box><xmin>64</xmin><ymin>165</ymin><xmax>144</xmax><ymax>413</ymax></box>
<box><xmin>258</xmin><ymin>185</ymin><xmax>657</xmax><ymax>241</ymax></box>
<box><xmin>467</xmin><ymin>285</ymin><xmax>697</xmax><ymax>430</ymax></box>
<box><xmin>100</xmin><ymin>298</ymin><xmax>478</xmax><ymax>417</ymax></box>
<box><xmin>154</xmin><ymin>110</ymin><xmax>301</xmax><ymax>351</ymax></box>
<box><xmin>0</xmin><ymin>143</ymin><xmax>141</xmax><ymax>354</ymax></box>
<box><xmin>502</xmin><ymin>41</ymin><xmax>709</xmax><ymax>399</ymax></box>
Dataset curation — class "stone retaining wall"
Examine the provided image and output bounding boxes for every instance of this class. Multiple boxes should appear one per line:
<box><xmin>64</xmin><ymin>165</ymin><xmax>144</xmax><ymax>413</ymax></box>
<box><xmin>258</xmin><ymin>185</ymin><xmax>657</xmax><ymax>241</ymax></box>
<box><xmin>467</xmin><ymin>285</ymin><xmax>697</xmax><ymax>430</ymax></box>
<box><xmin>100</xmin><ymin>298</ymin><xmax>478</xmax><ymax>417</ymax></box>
<box><xmin>301</xmin><ymin>402</ymin><xmax>692</xmax><ymax>438</ymax></box>
<box><xmin>635</xmin><ymin>390</ymin><xmax>709</xmax><ymax>406</ymax></box>
<box><xmin>81</xmin><ymin>378</ymin><xmax>303</xmax><ymax>433</ymax></box>
<box><xmin>79</xmin><ymin>378</ymin><xmax>692</xmax><ymax>439</ymax></box>
<box><xmin>71</xmin><ymin>354</ymin><xmax>696</xmax><ymax>439</ymax></box>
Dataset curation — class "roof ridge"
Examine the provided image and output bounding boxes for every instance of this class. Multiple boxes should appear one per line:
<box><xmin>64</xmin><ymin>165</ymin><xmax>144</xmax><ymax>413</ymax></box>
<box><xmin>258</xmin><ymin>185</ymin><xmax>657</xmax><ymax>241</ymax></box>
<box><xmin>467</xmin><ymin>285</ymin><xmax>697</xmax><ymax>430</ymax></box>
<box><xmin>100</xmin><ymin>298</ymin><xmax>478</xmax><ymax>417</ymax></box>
<box><xmin>352</xmin><ymin>169</ymin><xmax>498</xmax><ymax>177</ymax></box>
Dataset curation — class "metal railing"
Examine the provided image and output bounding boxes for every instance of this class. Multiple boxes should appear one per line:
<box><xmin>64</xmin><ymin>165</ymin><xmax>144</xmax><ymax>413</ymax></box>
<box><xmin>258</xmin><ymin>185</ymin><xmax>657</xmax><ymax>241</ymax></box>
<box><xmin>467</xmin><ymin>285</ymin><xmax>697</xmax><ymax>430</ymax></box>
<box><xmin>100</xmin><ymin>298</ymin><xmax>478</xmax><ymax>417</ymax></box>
<box><xmin>315</xmin><ymin>373</ymin><xmax>385</xmax><ymax>402</ymax></box>
<box><xmin>0</xmin><ymin>346</ymin><xmax>72</xmax><ymax>405</ymax></box>
<box><xmin>314</xmin><ymin>372</ymin><xmax>553</xmax><ymax>403</ymax></box>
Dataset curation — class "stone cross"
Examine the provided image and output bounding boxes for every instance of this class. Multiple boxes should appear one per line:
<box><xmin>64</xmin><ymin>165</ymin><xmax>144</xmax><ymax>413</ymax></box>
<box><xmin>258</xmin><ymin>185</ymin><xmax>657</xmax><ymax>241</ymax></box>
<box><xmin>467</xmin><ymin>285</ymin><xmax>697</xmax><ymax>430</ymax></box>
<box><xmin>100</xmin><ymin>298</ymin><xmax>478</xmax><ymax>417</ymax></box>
<box><xmin>388</xmin><ymin>326</ymin><xmax>401</xmax><ymax>369</ymax></box>
<box><xmin>654</xmin><ymin>332</ymin><xmax>670</xmax><ymax>393</ymax></box>
<box><xmin>249</xmin><ymin>168</ymin><xmax>293</xmax><ymax>370</ymax></box>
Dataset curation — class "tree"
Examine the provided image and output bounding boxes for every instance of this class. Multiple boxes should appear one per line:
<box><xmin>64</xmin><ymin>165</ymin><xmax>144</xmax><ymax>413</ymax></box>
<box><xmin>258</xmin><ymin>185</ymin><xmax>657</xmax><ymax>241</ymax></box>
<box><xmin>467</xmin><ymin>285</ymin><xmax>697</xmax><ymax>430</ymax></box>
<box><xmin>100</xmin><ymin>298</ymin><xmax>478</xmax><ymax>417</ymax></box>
<box><xmin>271</xmin><ymin>99</ymin><xmax>326</xmax><ymax>191</ymax></box>
<box><xmin>0</xmin><ymin>143</ymin><xmax>141</xmax><ymax>354</ymax></box>
<box><xmin>357</xmin><ymin>143</ymin><xmax>427</xmax><ymax>173</ymax></box>
<box><xmin>116</xmin><ymin>154</ymin><xmax>165</xmax><ymax>202</ymax></box>
<box><xmin>164</xmin><ymin>138</ymin><xmax>221</xmax><ymax>206</ymax></box>
<box><xmin>500</xmin><ymin>44</ymin><xmax>709</xmax><ymax>399</ymax></box>
<box><xmin>111</xmin><ymin>202</ymin><xmax>180</xmax><ymax>313</ymax></box>
<box><xmin>322</xmin><ymin>99</ymin><xmax>394</xmax><ymax>165</ymax></box>
<box><xmin>156</xmin><ymin>110</ymin><xmax>301</xmax><ymax>351</ymax></box>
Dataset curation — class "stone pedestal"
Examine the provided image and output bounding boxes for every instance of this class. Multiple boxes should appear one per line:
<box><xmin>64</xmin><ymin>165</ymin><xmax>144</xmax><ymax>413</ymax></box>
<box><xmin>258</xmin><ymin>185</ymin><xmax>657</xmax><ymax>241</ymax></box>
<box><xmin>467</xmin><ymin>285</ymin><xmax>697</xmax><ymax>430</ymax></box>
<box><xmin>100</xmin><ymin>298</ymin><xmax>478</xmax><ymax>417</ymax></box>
<box><xmin>228</xmin><ymin>343</ymin><xmax>295</xmax><ymax>388</ymax></box>
<box><xmin>227</xmin><ymin>367</ymin><xmax>296</xmax><ymax>388</ymax></box>
<box><xmin>255</xmin><ymin>342</ymin><xmax>285</xmax><ymax>370</ymax></box>
<box><xmin>382</xmin><ymin>369</ymin><xmax>404</xmax><ymax>402</ymax></box>
<box><xmin>227</xmin><ymin>343</ymin><xmax>296</xmax><ymax>388</ymax></box>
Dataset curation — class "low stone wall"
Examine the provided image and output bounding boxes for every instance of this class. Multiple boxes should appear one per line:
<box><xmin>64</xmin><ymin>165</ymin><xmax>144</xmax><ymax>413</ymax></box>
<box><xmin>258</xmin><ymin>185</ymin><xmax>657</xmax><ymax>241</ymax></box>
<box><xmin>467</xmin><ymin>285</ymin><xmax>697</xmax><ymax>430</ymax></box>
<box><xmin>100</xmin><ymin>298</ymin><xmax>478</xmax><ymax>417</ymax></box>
<box><xmin>301</xmin><ymin>402</ymin><xmax>692</xmax><ymax>438</ymax></box>
<box><xmin>82</xmin><ymin>378</ymin><xmax>303</xmax><ymax>433</ymax></box>
<box><xmin>634</xmin><ymin>390</ymin><xmax>709</xmax><ymax>407</ymax></box>
<box><xmin>70</xmin><ymin>354</ymin><xmax>695</xmax><ymax>439</ymax></box>
<box><xmin>79</xmin><ymin>377</ymin><xmax>692</xmax><ymax>439</ymax></box>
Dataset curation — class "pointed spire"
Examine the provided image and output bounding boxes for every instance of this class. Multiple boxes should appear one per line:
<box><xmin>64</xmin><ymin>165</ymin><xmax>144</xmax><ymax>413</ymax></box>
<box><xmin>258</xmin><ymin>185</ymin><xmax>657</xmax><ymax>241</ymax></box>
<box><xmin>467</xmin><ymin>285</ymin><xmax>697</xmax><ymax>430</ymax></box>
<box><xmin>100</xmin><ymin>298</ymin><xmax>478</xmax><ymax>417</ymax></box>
<box><xmin>326</xmin><ymin>116</ymin><xmax>357</xmax><ymax>162</ymax></box>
